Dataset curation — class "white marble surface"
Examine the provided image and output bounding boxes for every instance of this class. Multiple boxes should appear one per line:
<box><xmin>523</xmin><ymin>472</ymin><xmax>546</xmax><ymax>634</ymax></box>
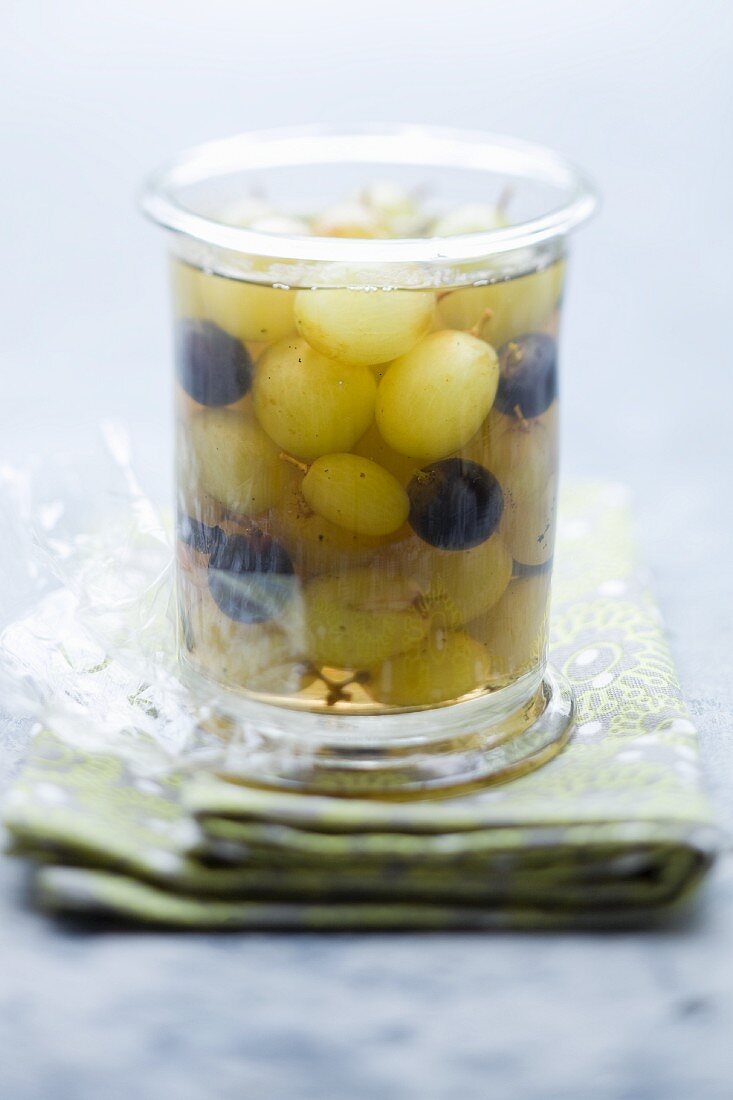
<box><xmin>1</xmin><ymin>3</ymin><xmax>732</xmax><ymax>1097</ymax></box>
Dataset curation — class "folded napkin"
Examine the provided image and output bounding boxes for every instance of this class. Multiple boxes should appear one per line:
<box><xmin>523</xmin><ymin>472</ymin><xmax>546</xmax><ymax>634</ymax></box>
<box><xmin>3</xmin><ymin>483</ymin><xmax>718</xmax><ymax>929</ymax></box>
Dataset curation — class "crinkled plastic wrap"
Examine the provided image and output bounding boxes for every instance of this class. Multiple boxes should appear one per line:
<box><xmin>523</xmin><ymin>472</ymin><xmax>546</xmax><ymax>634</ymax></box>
<box><xmin>0</xmin><ymin>424</ymin><xmax>247</xmax><ymax>777</ymax></box>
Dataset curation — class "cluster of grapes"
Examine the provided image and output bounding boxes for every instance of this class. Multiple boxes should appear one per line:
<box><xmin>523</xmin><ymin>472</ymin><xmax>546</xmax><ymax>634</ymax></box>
<box><xmin>174</xmin><ymin>199</ymin><xmax>562</xmax><ymax>711</ymax></box>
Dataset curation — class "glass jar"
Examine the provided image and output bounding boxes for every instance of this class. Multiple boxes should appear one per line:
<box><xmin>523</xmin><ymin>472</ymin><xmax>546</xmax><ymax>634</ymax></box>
<box><xmin>141</xmin><ymin>125</ymin><xmax>596</xmax><ymax>795</ymax></box>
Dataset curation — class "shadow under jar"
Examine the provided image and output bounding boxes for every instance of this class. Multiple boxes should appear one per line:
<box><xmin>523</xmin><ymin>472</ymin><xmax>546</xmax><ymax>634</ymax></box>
<box><xmin>142</xmin><ymin>125</ymin><xmax>596</xmax><ymax>796</ymax></box>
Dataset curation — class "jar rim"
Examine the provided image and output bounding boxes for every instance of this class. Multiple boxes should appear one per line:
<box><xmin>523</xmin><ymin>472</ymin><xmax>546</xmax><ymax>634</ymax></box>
<box><xmin>140</xmin><ymin>124</ymin><xmax>597</xmax><ymax>267</ymax></box>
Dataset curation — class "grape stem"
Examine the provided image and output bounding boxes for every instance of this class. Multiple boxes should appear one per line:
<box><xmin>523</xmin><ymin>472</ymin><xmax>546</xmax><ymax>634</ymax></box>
<box><xmin>512</xmin><ymin>404</ymin><xmax>530</xmax><ymax>430</ymax></box>
<box><xmin>466</xmin><ymin>307</ymin><xmax>494</xmax><ymax>338</ymax></box>
<box><xmin>279</xmin><ymin>452</ymin><xmax>309</xmax><ymax>474</ymax></box>
<box><xmin>305</xmin><ymin>663</ymin><xmax>371</xmax><ymax>706</ymax></box>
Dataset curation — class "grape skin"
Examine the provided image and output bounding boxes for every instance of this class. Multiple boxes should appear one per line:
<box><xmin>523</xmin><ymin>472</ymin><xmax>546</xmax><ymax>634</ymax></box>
<box><xmin>376</xmin><ymin>331</ymin><xmax>499</xmax><ymax>461</ymax></box>
<box><xmin>312</xmin><ymin>201</ymin><xmax>385</xmax><ymax>239</ymax></box>
<box><xmin>268</xmin><ymin>474</ymin><xmax>401</xmax><ymax>577</ymax></box>
<box><xmin>303</xmin><ymin>568</ymin><xmax>429</xmax><ymax>669</ymax></box>
<box><xmin>463</xmin><ymin>406</ymin><xmax>557</xmax><ymax>469</ymax></box>
<box><xmin>495</xmin><ymin>333</ymin><xmax>557</xmax><ymax>419</ymax></box>
<box><xmin>189</xmin><ymin>408</ymin><xmax>286</xmax><ymax>516</ymax></box>
<box><xmin>502</xmin><ymin>474</ymin><xmax>558</xmax><ymax>567</ymax></box>
<box><xmin>294</xmin><ymin>288</ymin><xmax>434</xmax><ymax>367</ymax></box>
<box><xmin>302</xmin><ymin>454</ymin><xmax>409</xmax><ymax>537</ymax></box>
<box><xmin>430</xmin><ymin>203</ymin><xmax>508</xmax><ymax>237</ymax></box>
<box><xmin>407</xmin><ymin>459</ymin><xmax>504</xmax><ymax>551</ymax></box>
<box><xmin>181</xmin><ymin>580</ymin><xmax>308</xmax><ymax>696</ymax></box>
<box><xmin>352</xmin><ymin>420</ymin><xmax>422</xmax><ymax>487</ymax></box>
<box><xmin>437</xmin><ymin>262</ymin><xmax>564</xmax><ymax>351</ymax></box>
<box><xmin>367</xmin><ymin>630</ymin><xmax>492</xmax><ymax>707</ymax></box>
<box><xmin>207</xmin><ymin>530</ymin><xmax>295</xmax><ymax>625</ymax></box>
<box><xmin>173</xmin><ymin>261</ymin><xmax>296</xmax><ymax>344</ymax></box>
<box><xmin>178</xmin><ymin>514</ymin><xmax>223</xmax><ymax>556</ymax></box>
<box><xmin>253</xmin><ymin>338</ymin><xmax>376</xmax><ymax>460</ymax></box>
<box><xmin>468</xmin><ymin>573</ymin><xmax>550</xmax><ymax>679</ymax></box>
<box><xmin>422</xmin><ymin>534</ymin><xmax>513</xmax><ymax>625</ymax></box>
<box><xmin>176</xmin><ymin>320</ymin><xmax>252</xmax><ymax>407</ymax></box>
<box><xmin>488</xmin><ymin>414</ymin><xmax>557</xmax><ymax>566</ymax></box>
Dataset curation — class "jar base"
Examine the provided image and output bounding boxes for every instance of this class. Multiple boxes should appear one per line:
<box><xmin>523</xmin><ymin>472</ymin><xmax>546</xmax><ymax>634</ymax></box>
<box><xmin>199</xmin><ymin>666</ymin><xmax>574</xmax><ymax>799</ymax></box>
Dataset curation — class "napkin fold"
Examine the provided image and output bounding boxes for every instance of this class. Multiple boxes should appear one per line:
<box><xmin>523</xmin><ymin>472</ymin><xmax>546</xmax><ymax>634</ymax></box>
<box><xmin>2</xmin><ymin>483</ymin><xmax>719</xmax><ymax>928</ymax></box>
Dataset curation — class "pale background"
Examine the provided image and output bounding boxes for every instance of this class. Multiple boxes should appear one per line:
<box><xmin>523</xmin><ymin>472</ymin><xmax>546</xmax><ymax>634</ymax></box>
<box><xmin>1</xmin><ymin>2</ymin><xmax>733</xmax><ymax>1098</ymax></box>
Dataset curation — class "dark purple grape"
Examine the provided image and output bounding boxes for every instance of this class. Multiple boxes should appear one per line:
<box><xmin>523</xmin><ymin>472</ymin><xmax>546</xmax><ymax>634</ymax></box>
<box><xmin>407</xmin><ymin>459</ymin><xmax>504</xmax><ymax>550</ymax></box>
<box><xmin>208</xmin><ymin>530</ymin><xmax>295</xmax><ymax>624</ymax></box>
<box><xmin>176</xmin><ymin>320</ymin><xmax>252</xmax><ymax>407</ymax></box>
<box><xmin>495</xmin><ymin>333</ymin><xmax>557</xmax><ymax>419</ymax></box>
<box><xmin>177</xmin><ymin>513</ymin><xmax>223</xmax><ymax>556</ymax></box>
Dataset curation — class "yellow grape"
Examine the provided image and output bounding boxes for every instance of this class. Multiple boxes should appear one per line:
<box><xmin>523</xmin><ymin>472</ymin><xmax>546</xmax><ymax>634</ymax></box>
<box><xmin>502</xmin><ymin>474</ymin><xmax>558</xmax><ymax>566</ymax></box>
<box><xmin>489</xmin><ymin>415</ymin><xmax>557</xmax><ymax>565</ymax></box>
<box><xmin>468</xmin><ymin>573</ymin><xmax>550</xmax><ymax>678</ymax></box>
<box><xmin>369</xmin><ymin>361</ymin><xmax>391</xmax><ymax>384</ymax></box>
<box><xmin>352</xmin><ymin>420</ymin><xmax>422</xmax><ymax>486</ymax></box>
<box><xmin>253</xmin><ymin>338</ymin><xmax>376</xmax><ymax>460</ymax></box>
<box><xmin>248</xmin><ymin>215</ymin><xmax>311</xmax><ymax>235</ymax></box>
<box><xmin>487</xmin><ymin>408</ymin><xmax>556</xmax><ymax>470</ymax></box>
<box><xmin>431</xmin><ymin>203</ymin><xmax>509</xmax><ymax>236</ymax></box>
<box><xmin>376</xmin><ymin>330</ymin><xmax>499</xmax><ymax>461</ymax></box>
<box><xmin>293</xmin><ymin>288</ymin><xmax>434</xmax><ymax>367</ymax></box>
<box><xmin>302</xmin><ymin>454</ymin><xmax>409</xmax><ymax>537</ymax></box>
<box><xmin>189</xmin><ymin>408</ymin><xmax>286</xmax><ymax>515</ymax></box>
<box><xmin>437</xmin><ymin>262</ymin><xmax>565</xmax><ymax>350</ymax></box>
<box><xmin>303</xmin><ymin>567</ymin><xmax>428</xmax><ymax>669</ymax></box>
<box><xmin>360</xmin><ymin>182</ymin><xmax>425</xmax><ymax>235</ymax></box>
<box><xmin>175</xmin><ymin>416</ymin><xmax>225</xmax><ymax>528</ymax></box>
<box><xmin>176</xmin><ymin>384</ymin><xmax>255</xmax><ymax>422</ymax></box>
<box><xmin>218</xmin><ymin>196</ymin><xmax>272</xmax><ymax>227</ymax></box>
<box><xmin>172</xmin><ymin>261</ymin><xmax>296</xmax><ymax>344</ymax></box>
<box><xmin>367</xmin><ymin>629</ymin><xmax>492</xmax><ymax>707</ymax></box>
<box><xmin>268</xmin><ymin>474</ymin><xmax>399</xmax><ymax>576</ymax></box>
<box><xmin>540</xmin><ymin>401</ymin><xmax>561</xmax><ymax>467</ymax></box>
<box><xmin>312</xmin><ymin>200</ymin><xmax>385</xmax><ymax>239</ymax></box>
<box><xmin>462</xmin><ymin>405</ymin><xmax>558</xmax><ymax>470</ymax></box>
<box><xmin>423</xmin><ymin>534</ymin><xmax>513</xmax><ymax>625</ymax></box>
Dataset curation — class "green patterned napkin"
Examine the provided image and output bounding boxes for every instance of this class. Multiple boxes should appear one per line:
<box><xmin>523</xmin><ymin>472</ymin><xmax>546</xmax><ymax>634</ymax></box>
<box><xmin>2</xmin><ymin>483</ymin><xmax>718</xmax><ymax>929</ymax></box>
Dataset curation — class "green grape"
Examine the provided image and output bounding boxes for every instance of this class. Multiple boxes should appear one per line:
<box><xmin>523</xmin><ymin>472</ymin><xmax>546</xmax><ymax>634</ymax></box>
<box><xmin>431</xmin><ymin>203</ymin><xmax>509</xmax><ymax>236</ymax></box>
<box><xmin>360</xmin><ymin>181</ymin><xmax>425</xmax><ymax>235</ymax></box>
<box><xmin>502</xmin><ymin>474</ymin><xmax>558</xmax><ymax>566</ymax></box>
<box><xmin>248</xmin><ymin>214</ymin><xmax>311</xmax><ymax>235</ymax></box>
<box><xmin>468</xmin><ymin>573</ymin><xmax>550</xmax><ymax>678</ymax></box>
<box><xmin>218</xmin><ymin>196</ymin><xmax>272</xmax><ymax>227</ymax></box>
<box><xmin>189</xmin><ymin>408</ymin><xmax>286</xmax><ymax>515</ymax></box>
<box><xmin>268</xmin><ymin>473</ymin><xmax>400</xmax><ymax>576</ymax></box>
<box><xmin>303</xmin><ymin>567</ymin><xmax>429</xmax><ymax>669</ymax></box>
<box><xmin>173</xmin><ymin>261</ymin><xmax>296</xmax><ymax>344</ymax></box>
<box><xmin>253</xmin><ymin>338</ymin><xmax>376</xmax><ymax>460</ymax></box>
<box><xmin>312</xmin><ymin>200</ymin><xmax>385</xmax><ymax>238</ymax></box>
<box><xmin>302</xmin><ymin>454</ymin><xmax>409</xmax><ymax>537</ymax></box>
<box><xmin>176</xmin><ymin>416</ymin><xmax>225</xmax><ymax>529</ymax></box>
<box><xmin>463</xmin><ymin>404</ymin><xmax>557</xmax><ymax>470</ymax></box>
<box><xmin>489</xmin><ymin>414</ymin><xmax>557</xmax><ymax>565</ymax></box>
<box><xmin>437</xmin><ymin>262</ymin><xmax>565</xmax><ymax>351</ymax></box>
<box><xmin>369</xmin><ymin>361</ymin><xmax>391</xmax><ymax>384</ymax></box>
<box><xmin>423</xmin><ymin>534</ymin><xmax>513</xmax><ymax>625</ymax></box>
<box><xmin>367</xmin><ymin>629</ymin><xmax>492</xmax><ymax>707</ymax></box>
<box><xmin>293</xmin><ymin>288</ymin><xmax>434</xmax><ymax>367</ymax></box>
<box><xmin>183</xmin><ymin>583</ymin><xmax>308</xmax><ymax>695</ymax></box>
<box><xmin>487</xmin><ymin>408</ymin><xmax>556</xmax><ymax>470</ymax></box>
<box><xmin>376</xmin><ymin>330</ymin><xmax>499</xmax><ymax>461</ymax></box>
<box><xmin>352</xmin><ymin>420</ymin><xmax>422</xmax><ymax>486</ymax></box>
